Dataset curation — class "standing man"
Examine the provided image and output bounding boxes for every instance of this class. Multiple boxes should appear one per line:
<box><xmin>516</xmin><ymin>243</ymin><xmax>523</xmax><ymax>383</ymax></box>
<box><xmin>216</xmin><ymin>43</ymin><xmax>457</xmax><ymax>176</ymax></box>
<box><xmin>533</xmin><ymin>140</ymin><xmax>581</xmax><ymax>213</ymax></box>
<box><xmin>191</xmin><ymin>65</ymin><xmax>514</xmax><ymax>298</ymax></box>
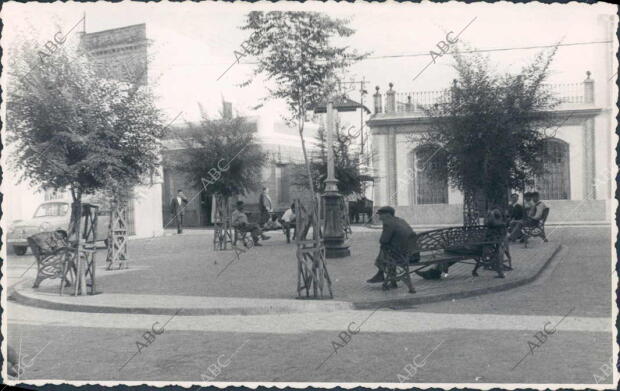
<box><xmin>258</xmin><ymin>187</ymin><xmax>272</xmax><ymax>227</ymax></box>
<box><xmin>170</xmin><ymin>189</ymin><xmax>188</xmax><ymax>234</ymax></box>
<box><xmin>367</xmin><ymin>206</ymin><xmax>419</xmax><ymax>290</ymax></box>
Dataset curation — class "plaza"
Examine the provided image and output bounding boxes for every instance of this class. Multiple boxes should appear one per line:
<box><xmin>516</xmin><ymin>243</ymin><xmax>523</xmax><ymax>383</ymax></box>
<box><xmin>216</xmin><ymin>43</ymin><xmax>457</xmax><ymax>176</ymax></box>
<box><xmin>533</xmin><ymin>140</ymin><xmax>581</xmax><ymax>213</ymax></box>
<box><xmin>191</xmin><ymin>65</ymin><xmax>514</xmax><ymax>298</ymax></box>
<box><xmin>4</xmin><ymin>226</ymin><xmax>614</xmax><ymax>384</ymax></box>
<box><xmin>1</xmin><ymin>1</ymin><xmax>618</xmax><ymax>389</ymax></box>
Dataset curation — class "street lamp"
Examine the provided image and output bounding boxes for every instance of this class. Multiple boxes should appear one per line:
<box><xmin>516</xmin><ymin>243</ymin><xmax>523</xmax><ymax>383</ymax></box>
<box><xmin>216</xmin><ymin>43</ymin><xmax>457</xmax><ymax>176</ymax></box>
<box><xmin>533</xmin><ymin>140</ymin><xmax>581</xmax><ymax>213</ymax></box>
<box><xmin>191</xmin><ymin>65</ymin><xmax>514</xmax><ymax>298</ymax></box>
<box><xmin>313</xmin><ymin>95</ymin><xmax>370</xmax><ymax>258</ymax></box>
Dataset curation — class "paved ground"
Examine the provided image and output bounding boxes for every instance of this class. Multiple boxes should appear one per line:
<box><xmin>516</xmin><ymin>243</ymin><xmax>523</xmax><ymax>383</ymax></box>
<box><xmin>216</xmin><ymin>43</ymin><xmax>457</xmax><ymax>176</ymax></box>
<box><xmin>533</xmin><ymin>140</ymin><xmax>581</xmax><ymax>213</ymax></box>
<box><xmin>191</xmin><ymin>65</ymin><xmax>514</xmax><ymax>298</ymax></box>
<box><xmin>3</xmin><ymin>226</ymin><xmax>615</xmax><ymax>386</ymax></box>
<box><xmin>10</xmin><ymin>225</ymin><xmax>560</xmax><ymax>307</ymax></box>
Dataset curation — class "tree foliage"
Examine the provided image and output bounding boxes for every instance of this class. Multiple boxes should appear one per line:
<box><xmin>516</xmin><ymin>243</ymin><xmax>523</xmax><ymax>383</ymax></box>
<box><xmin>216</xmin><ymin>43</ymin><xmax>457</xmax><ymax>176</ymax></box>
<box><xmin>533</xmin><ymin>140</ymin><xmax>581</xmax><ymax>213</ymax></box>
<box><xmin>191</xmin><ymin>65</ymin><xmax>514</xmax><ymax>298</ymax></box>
<box><xmin>295</xmin><ymin>123</ymin><xmax>373</xmax><ymax>196</ymax></box>
<box><xmin>170</xmin><ymin>115</ymin><xmax>268</xmax><ymax>198</ymax></box>
<box><xmin>7</xmin><ymin>40</ymin><xmax>165</xmax><ymax>210</ymax></box>
<box><xmin>239</xmin><ymin>10</ymin><xmax>368</xmax><ymax>212</ymax></box>
<box><xmin>419</xmin><ymin>45</ymin><xmax>560</xmax><ymax>209</ymax></box>
<box><xmin>240</xmin><ymin>11</ymin><xmax>367</xmax><ymax>127</ymax></box>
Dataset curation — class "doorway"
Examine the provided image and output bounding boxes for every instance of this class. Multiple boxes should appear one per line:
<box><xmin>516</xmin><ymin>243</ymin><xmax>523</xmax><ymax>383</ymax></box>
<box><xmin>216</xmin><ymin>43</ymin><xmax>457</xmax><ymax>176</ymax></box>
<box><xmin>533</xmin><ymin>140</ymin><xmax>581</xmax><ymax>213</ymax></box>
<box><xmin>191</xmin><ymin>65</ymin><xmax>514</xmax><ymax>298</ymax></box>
<box><xmin>199</xmin><ymin>192</ymin><xmax>213</xmax><ymax>226</ymax></box>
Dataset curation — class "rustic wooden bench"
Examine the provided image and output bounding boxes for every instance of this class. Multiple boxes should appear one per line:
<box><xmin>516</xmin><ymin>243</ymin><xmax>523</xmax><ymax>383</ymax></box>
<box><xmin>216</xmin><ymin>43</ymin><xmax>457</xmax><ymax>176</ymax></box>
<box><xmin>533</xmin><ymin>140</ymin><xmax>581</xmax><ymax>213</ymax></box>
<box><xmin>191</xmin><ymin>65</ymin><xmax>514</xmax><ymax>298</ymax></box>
<box><xmin>521</xmin><ymin>207</ymin><xmax>550</xmax><ymax>247</ymax></box>
<box><xmin>382</xmin><ymin>225</ymin><xmax>510</xmax><ymax>293</ymax></box>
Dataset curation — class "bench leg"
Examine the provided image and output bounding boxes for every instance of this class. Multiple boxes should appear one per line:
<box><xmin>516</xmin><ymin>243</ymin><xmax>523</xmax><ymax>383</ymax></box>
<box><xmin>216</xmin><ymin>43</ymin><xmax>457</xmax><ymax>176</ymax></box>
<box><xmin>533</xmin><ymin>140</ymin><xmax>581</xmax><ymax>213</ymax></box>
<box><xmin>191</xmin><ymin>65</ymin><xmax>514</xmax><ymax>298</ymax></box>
<box><xmin>472</xmin><ymin>260</ymin><xmax>481</xmax><ymax>277</ymax></box>
<box><xmin>382</xmin><ymin>264</ymin><xmax>397</xmax><ymax>290</ymax></box>
<box><xmin>504</xmin><ymin>245</ymin><xmax>513</xmax><ymax>270</ymax></box>
<box><xmin>401</xmin><ymin>266</ymin><xmax>415</xmax><ymax>294</ymax></box>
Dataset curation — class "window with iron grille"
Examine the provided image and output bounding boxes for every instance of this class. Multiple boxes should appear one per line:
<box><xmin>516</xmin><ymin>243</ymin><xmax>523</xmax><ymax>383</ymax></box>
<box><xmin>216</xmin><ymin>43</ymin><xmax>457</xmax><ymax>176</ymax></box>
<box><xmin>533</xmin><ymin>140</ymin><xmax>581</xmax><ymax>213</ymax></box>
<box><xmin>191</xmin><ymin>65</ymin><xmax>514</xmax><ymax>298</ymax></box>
<box><xmin>410</xmin><ymin>145</ymin><xmax>448</xmax><ymax>204</ymax></box>
<box><xmin>536</xmin><ymin>138</ymin><xmax>570</xmax><ymax>200</ymax></box>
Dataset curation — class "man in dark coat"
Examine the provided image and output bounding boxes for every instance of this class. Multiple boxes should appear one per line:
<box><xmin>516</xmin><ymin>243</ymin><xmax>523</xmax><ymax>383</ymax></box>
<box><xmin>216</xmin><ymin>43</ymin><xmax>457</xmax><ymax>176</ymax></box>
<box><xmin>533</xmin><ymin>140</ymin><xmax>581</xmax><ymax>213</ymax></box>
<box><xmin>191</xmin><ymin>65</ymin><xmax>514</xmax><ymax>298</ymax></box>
<box><xmin>170</xmin><ymin>189</ymin><xmax>188</xmax><ymax>234</ymax></box>
<box><xmin>507</xmin><ymin>193</ymin><xmax>524</xmax><ymax>222</ymax></box>
<box><xmin>507</xmin><ymin>193</ymin><xmax>525</xmax><ymax>240</ymax></box>
<box><xmin>367</xmin><ymin>206</ymin><xmax>419</xmax><ymax>288</ymax></box>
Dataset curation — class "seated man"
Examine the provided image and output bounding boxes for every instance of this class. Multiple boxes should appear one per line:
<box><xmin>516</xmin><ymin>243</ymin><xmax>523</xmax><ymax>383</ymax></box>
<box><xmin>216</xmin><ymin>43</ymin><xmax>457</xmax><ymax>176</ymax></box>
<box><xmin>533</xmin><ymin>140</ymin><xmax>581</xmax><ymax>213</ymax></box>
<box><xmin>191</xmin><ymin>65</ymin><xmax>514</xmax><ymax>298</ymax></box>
<box><xmin>507</xmin><ymin>192</ymin><xmax>530</xmax><ymax>241</ymax></box>
<box><xmin>508</xmin><ymin>191</ymin><xmax>546</xmax><ymax>241</ymax></box>
<box><xmin>523</xmin><ymin>192</ymin><xmax>535</xmax><ymax>216</ymax></box>
<box><xmin>231</xmin><ymin>201</ymin><xmax>270</xmax><ymax>246</ymax></box>
<box><xmin>278</xmin><ymin>203</ymin><xmax>296</xmax><ymax>243</ymax></box>
<box><xmin>367</xmin><ymin>206</ymin><xmax>419</xmax><ymax>289</ymax></box>
<box><xmin>507</xmin><ymin>193</ymin><xmax>524</xmax><ymax>223</ymax></box>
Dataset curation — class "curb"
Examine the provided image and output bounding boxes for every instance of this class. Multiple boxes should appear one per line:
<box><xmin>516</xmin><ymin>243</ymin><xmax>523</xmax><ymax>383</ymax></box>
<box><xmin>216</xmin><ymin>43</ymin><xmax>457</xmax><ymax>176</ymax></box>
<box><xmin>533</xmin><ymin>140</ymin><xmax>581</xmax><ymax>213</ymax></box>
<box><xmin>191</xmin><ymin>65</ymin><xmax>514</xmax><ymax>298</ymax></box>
<box><xmin>8</xmin><ymin>282</ymin><xmax>354</xmax><ymax>316</ymax></box>
<box><xmin>9</xmin><ymin>244</ymin><xmax>562</xmax><ymax>315</ymax></box>
<box><xmin>353</xmin><ymin>243</ymin><xmax>563</xmax><ymax>310</ymax></box>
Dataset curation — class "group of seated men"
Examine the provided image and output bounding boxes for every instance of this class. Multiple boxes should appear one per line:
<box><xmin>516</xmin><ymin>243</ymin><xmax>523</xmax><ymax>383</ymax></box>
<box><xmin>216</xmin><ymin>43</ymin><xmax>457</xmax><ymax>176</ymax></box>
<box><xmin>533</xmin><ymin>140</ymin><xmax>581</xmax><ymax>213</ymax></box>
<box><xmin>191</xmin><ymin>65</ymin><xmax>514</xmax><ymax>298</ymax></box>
<box><xmin>507</xmin><ymin>191</ymin><xmax>547</xmax><ymax>242</ymax></box>
<box><xmin>230</xmin><ymin>200</ymin><xmax>297</xmax><ymax>246</ymax></box>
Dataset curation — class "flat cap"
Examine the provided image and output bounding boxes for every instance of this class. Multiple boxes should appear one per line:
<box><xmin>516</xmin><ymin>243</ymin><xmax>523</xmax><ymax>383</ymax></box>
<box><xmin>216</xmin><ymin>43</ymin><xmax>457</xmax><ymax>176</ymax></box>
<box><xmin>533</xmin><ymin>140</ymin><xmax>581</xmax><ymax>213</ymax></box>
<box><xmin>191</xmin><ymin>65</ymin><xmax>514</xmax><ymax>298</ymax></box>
<box><xmin>376</xmin><ymin>206</ymin><xmax>395</xmax><ymax>215</ymax></box>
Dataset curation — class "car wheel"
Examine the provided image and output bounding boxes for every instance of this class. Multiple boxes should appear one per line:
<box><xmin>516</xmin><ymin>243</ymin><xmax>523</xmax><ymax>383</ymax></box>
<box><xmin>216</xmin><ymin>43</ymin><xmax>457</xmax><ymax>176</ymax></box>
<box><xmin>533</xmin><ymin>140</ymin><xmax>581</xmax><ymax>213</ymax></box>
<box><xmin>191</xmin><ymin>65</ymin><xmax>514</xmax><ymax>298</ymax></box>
<box><xmin>13</xmin><ymin>246</ymin><xmax>27</xmax><ymax>256</ymax></box>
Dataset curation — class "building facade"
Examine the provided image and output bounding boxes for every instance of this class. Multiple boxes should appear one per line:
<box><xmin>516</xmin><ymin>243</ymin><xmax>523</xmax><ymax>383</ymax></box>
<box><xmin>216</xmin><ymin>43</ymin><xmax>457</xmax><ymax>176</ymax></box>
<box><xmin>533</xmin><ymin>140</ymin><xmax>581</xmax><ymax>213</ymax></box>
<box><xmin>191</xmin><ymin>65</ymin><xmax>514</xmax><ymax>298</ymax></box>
<box><xmin>79</xmin><ymin>23</ymin><xmax>163</xmax><ymax>238</ymax></box>
<box><xmin>368</xmin><ymin>70</ymin><xmax>614</xmax><ymax>226</ymax></box>
<box><xmin>161</xmin><ymin>114</ymin><xmax>317</xmax><ymax>227</ymax></box>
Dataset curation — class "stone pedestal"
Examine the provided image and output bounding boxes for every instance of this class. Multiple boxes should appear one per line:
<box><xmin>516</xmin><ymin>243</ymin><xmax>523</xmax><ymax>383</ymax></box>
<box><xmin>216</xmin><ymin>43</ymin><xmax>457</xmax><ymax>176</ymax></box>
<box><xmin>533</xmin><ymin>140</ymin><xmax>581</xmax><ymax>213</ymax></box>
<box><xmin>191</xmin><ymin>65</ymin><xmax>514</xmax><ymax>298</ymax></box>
<box><xmin>322</xmin><ymin>186</ymin><xmax>350</xmax><ymax>259</ymax></box>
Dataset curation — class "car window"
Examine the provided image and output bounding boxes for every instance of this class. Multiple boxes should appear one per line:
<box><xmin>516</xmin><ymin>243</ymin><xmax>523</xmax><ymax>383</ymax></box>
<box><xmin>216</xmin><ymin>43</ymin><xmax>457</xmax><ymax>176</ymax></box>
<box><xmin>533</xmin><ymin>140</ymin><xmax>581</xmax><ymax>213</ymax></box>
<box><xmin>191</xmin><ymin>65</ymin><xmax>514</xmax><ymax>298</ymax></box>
<box><xmin>34</xmin><ymin>203</ymin><xmax>70</xmax><ymax>218</ymax></box>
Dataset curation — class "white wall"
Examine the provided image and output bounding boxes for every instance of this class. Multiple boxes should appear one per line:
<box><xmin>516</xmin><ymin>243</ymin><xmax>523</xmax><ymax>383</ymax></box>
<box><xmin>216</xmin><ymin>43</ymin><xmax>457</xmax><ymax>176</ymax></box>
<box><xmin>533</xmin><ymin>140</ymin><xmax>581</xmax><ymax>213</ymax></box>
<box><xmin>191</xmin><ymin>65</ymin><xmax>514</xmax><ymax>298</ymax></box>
<box><xmin>395</xmin><ymin>133</ymin><xmax>410</xmax><ymax>206</ymax></box>
<box><xmin>132</xmin><ymin>183</ymin><xmax>164</xmax><ymax>238</ymax></box>
<box><xmin>1</xmin><ymin>173</ymin><xmax>45</xmax><ymax>226</ymax></box>
<box><xmin>372</xmin><ymin>134</ymin><xmax>388</xmax><ymax>206</ymax></box>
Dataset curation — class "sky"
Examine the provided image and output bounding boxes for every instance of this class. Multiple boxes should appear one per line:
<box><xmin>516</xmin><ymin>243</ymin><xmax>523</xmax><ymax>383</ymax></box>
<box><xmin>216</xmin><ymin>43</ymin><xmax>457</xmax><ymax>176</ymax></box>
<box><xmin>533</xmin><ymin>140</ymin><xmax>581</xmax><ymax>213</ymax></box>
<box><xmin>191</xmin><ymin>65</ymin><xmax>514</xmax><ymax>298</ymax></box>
<box><xmin>1</xmin><ymin>1</ymin><xmax>617</xmax><ymax>125</ymax></box>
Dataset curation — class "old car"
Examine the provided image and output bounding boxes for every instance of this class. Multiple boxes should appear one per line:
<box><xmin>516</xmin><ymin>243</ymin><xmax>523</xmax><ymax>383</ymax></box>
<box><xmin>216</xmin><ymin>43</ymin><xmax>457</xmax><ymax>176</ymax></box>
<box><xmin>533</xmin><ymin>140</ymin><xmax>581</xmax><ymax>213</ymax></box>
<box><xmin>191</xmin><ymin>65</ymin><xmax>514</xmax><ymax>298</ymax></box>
<box><xmin>7</xmin><ymin>201</ymin><xmax>110</xmax><ymax>255</ymax></box>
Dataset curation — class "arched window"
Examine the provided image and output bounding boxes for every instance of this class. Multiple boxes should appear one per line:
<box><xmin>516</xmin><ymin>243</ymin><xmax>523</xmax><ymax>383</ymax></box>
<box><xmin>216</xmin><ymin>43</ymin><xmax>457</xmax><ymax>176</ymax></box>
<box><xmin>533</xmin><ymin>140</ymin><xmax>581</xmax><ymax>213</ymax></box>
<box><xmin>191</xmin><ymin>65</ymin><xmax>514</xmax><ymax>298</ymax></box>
<box><xmin>537</xmin><ymin>138</ymin><xmax>570</xmax><ymax>200</ymax></box>
<box><xmin>410</xmin><ymin>145</ymin><xmax>448</xmax><ymax>204</ymax></box>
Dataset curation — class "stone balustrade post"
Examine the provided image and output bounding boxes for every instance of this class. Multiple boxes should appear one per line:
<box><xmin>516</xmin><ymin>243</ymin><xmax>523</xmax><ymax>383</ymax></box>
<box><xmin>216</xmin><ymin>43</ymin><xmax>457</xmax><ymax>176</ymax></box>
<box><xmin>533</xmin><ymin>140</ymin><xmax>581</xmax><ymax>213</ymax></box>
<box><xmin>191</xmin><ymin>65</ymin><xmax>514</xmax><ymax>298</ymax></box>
<box><xmin>373</xmin><ymin>86</ymin><xmax>383</xmax><ymax>114</ymax></box>
<box><xmin>584</xmin><ymin>71</ymin><xmax>594</xmax><ymax>104</ymax></box>
<box><xmin>385</xmin><ymin>82</ymin><xmax>396</xmax><ymax>114</ymax></box>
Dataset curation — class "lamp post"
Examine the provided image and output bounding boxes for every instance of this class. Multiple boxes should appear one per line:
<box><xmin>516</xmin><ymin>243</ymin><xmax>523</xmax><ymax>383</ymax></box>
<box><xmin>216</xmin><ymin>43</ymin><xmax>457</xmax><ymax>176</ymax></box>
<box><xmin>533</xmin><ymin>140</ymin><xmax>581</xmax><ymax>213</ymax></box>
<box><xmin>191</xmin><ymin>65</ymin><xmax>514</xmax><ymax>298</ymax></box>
<box><xmin>313</xmin><ymin>95</ymin><xmax>369</xmax><ymax>258</ymax></box>
<box><xmin>322</xmin><ymin>100</ymin><xmax>350</xmax><ymax>258</ymax></box>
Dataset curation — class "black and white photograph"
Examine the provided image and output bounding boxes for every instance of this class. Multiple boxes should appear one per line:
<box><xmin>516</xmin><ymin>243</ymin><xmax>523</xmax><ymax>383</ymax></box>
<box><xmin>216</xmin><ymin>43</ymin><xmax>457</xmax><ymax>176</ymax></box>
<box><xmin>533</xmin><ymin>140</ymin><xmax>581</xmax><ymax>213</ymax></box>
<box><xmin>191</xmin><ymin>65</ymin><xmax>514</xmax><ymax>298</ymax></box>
<box><xmin>1</xmin><ymin>1</ymin><xmax>618</xmax><ymax>388</ymax></box>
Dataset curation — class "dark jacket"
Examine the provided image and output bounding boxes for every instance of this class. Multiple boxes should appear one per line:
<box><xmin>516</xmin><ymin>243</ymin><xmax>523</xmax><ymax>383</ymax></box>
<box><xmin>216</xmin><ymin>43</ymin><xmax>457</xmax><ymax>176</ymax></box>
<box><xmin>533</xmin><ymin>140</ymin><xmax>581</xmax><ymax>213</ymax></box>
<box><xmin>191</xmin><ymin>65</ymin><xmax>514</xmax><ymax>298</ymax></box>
<box><xmin>170</xmin><ymin>195</ymin><xmax>188</xmax><ymax>215</ymax></box>
<box><xmin>380</xmin><ymin>215</ymin><xmax>419</xmax><ymax>261</ymax></box>
<box><xmin>508</xmin><ymin>203</ymin><xmax>524</xmax><ymax>221</ymax></box>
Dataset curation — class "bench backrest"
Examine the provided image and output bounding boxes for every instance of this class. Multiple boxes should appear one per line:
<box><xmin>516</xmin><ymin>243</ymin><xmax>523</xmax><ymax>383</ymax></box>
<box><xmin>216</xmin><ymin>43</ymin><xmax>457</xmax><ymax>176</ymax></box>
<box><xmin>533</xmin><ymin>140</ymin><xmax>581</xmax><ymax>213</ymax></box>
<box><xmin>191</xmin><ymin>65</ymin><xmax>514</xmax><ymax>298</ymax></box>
<box><xmin>27</xmin><ymin>231</ymin><xmax>69</xmax><ymax>258</ymax></box>
<box><xmin>416</xmin><ymin>225</ymin><xmax>505</xmax><ymax>252</ymax></box>
<box><xmin>540</xmin><ymin>207</ymin><xmax>550</xmax><ymax>224</ymax></box>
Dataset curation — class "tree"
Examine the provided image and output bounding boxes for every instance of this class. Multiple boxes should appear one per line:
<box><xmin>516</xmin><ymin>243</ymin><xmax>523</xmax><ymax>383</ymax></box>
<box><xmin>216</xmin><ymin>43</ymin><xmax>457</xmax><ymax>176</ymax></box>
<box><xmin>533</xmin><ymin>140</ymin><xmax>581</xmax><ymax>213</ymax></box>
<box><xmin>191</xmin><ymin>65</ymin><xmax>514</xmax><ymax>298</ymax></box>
<box><xmin>7</xmin><ymin>39</ymin><xmax>165</xmax><ymax>277</ymax></box>
<box><xmin>239</xmin><ymin>11</ymin><xmax>367</xmax><ymax>201</ymax></box>
<box><xmin>170</xmin><ymin>114</ymin><xmax>267</xmax><ymax>199</ymax></box>
<box><xmin>418</xmin><ymin>45</ymin><xmax>560</xmax><ymax>220</ymax></box>
<box><xmin>296</xmin><ymin>121</ymin><xmax>373</xmax><ymax>196</ymax></box>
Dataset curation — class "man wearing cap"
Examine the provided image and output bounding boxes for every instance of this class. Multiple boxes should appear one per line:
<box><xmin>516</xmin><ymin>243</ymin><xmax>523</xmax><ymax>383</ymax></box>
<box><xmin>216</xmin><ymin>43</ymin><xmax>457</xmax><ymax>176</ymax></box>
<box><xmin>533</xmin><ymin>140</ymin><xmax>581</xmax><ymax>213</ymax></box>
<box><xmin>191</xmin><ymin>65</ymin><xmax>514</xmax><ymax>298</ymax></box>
<box><xmin>367</xmin><ymin>206</ymin><xmax>419</xmax><ymax>289</ymax></box>
<box><xmin>231</xmin><ymin>201</ymin><xmax>270</xmax><ymax>246</ymax></box>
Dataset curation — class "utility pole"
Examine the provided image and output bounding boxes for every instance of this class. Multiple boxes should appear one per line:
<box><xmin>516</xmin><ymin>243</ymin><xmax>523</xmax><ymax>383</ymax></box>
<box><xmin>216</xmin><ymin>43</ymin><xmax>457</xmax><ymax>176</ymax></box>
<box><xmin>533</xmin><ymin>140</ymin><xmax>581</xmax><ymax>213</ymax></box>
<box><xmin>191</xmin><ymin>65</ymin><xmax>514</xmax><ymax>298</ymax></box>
<box><xmin>339</xmin><ymin>78</ymin><xmax>368</xmax><ymax>154</ymax></box>
<box><xmin>359</xmin><ymin>77</ymin><xmax>368</xmax><ymax>156</ymax></box>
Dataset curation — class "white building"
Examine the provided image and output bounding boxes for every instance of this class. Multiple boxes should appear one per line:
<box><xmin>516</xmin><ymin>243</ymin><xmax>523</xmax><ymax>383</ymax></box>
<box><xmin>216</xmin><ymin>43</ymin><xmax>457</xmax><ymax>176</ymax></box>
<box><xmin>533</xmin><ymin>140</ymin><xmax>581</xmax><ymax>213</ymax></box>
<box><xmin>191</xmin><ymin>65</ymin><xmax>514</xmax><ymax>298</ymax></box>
<box><xmin>368</xmin><ymin>15</ymin><xmax>616</xmax><ymax>226</ymax></box>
